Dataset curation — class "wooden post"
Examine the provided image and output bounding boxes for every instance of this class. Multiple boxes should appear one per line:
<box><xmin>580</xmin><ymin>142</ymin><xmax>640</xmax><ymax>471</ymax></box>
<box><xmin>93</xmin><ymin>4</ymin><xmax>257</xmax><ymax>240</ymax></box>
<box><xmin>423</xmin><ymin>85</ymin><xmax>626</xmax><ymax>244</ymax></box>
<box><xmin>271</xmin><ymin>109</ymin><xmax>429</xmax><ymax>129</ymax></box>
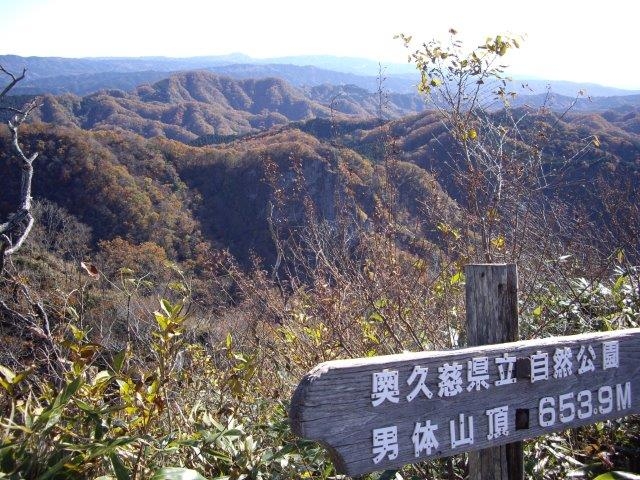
<box><xmin>466</xmin><ymin>264</ymin><xmax>523</xmax><ymax>480</ymax></box>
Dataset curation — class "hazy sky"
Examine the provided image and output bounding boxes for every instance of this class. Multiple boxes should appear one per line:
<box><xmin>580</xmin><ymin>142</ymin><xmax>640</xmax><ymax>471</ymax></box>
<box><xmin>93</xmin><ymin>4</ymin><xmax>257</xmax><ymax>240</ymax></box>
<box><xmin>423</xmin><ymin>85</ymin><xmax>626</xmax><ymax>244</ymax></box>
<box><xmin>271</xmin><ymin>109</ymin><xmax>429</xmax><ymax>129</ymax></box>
<box><xmin>1</xmin><ymin>0</ymin><xmax>639</xmax><ymax>89</ymax></box>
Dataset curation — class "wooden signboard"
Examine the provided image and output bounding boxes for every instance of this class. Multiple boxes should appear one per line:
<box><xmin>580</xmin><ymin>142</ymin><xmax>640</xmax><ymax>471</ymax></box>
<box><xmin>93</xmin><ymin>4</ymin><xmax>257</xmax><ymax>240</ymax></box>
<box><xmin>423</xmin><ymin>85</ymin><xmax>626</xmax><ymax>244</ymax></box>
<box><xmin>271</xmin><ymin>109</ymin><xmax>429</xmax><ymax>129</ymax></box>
<box><xmin>290</xmin><ymin>328</ymin><xmax>640</xmax><ymax>476</ymax></box>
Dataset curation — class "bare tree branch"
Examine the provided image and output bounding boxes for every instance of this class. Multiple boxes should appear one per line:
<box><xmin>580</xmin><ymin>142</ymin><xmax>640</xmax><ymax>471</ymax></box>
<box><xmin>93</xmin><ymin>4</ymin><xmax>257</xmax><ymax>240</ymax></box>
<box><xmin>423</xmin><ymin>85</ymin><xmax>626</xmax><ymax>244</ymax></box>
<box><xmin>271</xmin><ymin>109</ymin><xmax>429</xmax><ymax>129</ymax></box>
<box><xmin>0</xmin><ymin>65</ymin><xmax>26</xmax><ymax>99</ymax></box>
<box><xmin>0</xmin><ymin>65</ymin><xmax>40</xmax><ymax>274</ymax></box>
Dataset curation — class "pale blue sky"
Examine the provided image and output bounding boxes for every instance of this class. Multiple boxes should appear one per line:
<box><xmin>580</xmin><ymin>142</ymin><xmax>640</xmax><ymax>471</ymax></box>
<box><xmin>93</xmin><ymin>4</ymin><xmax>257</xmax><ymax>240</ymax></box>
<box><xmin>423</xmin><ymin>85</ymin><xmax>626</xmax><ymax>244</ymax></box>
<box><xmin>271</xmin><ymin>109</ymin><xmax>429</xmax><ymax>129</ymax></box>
<box><xmin>1</xmin><ymin>0</ymin><xmax>639</xmax><ymax>89</ymax></box>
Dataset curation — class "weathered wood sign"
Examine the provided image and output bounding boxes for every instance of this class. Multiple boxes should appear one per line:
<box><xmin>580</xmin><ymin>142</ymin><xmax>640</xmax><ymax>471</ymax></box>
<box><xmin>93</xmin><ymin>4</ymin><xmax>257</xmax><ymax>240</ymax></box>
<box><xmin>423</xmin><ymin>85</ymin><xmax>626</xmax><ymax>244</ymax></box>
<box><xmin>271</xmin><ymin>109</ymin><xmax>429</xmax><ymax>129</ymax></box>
<box><xmin>290</xmin><ymin>328</ymin><xmax>640</xmax><ymax>476</ymax></box>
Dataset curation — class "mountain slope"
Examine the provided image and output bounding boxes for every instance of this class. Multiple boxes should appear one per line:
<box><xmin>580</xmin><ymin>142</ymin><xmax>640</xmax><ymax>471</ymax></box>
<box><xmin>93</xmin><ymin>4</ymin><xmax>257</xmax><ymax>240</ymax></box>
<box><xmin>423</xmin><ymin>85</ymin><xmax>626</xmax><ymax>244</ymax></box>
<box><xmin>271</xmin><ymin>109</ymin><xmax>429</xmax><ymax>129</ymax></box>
<box><xmin>31</xmin><ymin>71</ymin><xmax>339</xmax><ymax>142</ymax></box>
<box><xmin>304</xmin><ymin>84</ymin><xmax>425</xmax><ymax>118</ymax></box>
<box><xmin>0</xmin><ymin>125</ymin><xmax>201</xmax><ymax>259</ymax></box>
<box><xmin>313</xmin><ymin>108</ymin><xmax>640</xmax><ymax>257</ymax></box>
<box><xmin>28</xmin><ymin>71</ymin><xmax>430</xmax><ymax>142</ymax></box>
<box><xmin>0</xmin><ymin>122</ymin><xmax>463</xmax><ymax>267</ymax></box>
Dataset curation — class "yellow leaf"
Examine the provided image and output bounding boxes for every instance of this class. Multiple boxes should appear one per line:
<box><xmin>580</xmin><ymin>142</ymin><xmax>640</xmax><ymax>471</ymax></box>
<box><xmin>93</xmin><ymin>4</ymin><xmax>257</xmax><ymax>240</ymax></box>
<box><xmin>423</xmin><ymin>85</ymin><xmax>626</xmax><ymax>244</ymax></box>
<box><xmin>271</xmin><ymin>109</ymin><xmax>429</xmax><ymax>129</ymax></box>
<box><xmin>468</xmin><ymin>129</ymin><xmax>478</xmax><ymax>140</ymax></box>
<box><xmin>0</xmin><ymin>365</ymin><xmax>16</xmax><ymax>383</ymax></box>
<box><xmin>92</xmin><ymin>370</ymin><xmax>111</xmax><ymax>387</ymax></box>
<box><xmin>491</xmin><ymin>235</ymin><xmax>505</xmax><ymax>250</ymax></box>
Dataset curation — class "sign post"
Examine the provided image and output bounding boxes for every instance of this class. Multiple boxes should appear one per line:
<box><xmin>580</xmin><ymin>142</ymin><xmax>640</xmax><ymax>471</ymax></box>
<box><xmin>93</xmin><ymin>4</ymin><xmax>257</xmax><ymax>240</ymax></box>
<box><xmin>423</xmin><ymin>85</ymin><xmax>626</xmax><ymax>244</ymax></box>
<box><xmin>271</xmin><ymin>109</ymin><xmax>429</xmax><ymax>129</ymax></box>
<box><xmin>289</xmin><ymin>265</ymin><xmax>640</xmax><ymax>477</ymax></box>
<box><xmin>465</xmin><ymin>264</ymin><xmax>522</xmax><ymax>480</ymax></box>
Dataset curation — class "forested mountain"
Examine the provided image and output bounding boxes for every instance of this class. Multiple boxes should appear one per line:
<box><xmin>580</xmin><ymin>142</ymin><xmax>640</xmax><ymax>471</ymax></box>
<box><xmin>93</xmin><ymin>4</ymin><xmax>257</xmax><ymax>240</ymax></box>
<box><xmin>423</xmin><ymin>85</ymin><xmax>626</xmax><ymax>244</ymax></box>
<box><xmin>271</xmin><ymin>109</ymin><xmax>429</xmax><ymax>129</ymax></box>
<box><xmin>2</xmin><ymin>97</ymin><xmax>638</xmax><ymax>269</ymax></box>
<box><xmin>29</xmin><ymin>72</ymin><xmax>336</xmax><ymax>142</ymax></box>
<box><xmin>26</xmin><ymin>71</ymin><xmax>427</xmax><ymax>142</ymax></box>
<box><xmin>510</xmin><ymin>91</ymin><xmax>640</xmax><ymax>112</ymax></box>
<box><xmin>23</xmin><ymin>67</ymin><xmax>640</xmax><ymax>150</ymax></box>
<box><xmin>303</xmin><ymin>83</ymin><xmax>425</xmax><ymax>117</ymax></box>
<box><xmin>0</xmin><ymin>119</ymin><xmax>463</xmax><ymax>267</ymax></box>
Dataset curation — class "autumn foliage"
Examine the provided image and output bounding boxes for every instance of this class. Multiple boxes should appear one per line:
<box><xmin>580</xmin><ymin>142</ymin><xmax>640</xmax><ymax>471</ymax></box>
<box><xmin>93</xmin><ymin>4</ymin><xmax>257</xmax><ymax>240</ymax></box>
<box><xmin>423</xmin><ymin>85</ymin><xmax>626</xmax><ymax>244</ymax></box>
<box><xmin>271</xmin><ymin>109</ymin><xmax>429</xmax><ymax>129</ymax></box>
<box><xmin>1</xmin><ymin>39</ymin><xmax>640</xmax><ymax>478</ymax></box>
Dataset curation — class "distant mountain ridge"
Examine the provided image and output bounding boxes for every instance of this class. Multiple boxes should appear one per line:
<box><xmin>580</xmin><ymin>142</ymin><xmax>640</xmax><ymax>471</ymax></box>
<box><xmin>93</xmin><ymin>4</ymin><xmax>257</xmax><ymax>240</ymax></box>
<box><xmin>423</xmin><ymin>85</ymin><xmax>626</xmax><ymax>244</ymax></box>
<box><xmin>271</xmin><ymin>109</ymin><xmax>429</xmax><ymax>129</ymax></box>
<box><xmin>0</xmin><ymin>53</ymin><xmax>413</xmax><ymax>77</ymax></box>
<box><xmin>3</xmin><ymin>54</ymin><xmax>639</xmax><ymax>101</ymax></box>
<box><xmin>207</xmin><ymin>64</ymin><xmax>418</xmax><ymax>94</ymax></box>
<box><xmin>5</xmin><ymin>61</ymin><xmax>420</xmax><ymax>96</ymax></box>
